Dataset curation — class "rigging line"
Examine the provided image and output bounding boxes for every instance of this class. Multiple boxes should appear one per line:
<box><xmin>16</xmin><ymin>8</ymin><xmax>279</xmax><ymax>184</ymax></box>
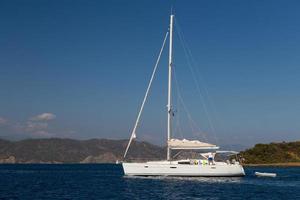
<box><xmin>174</xmin><ymin>65</ymin><xmax>206</xmax><ymax>140</ymax></box>
<box><xmin>173</xmin><ymin>64</ymin><xmax>184</xmax><ymax>139</ymax></box>
<box><xmin>174</xmin><ymin>85</ymin><xmax>183</xmax><ymax>139</ymax></box>
<box><xmin>123</xmin><ymin>31</ymin><xmax>169</xmax><ymax>159</ymax></box>
<box><xmin>175</xmin><ymin>24</ymin><xmax>218</xmax><ymax>142</ymax></box>
<box><xmin>186</xmin><ymin>48</ymin><xmax>221</xmax><ymax>143</ymax></box>
<box><xmin>179</xmin><ymin>40</ymin><xmax>218</xmax><ymax>144</ymax></box>
<box><xmin>175</xmin><ymin>76</ymin><xmax>186</xmax><ymax>139</ymax></box>
<box><xmin>177</xmin><ymin>21</ymin><xmax>220</xmax><ymax>133</ymax></box>
<box><xmin>184</xmin><ymin>42</ymin><xmax>222</xmax><ymax>143</ymax></box>
<box><xmin>183</xmin><ymin>40</ymin><xmax>220</xmax><ymax>145</ymax></box>
<box><xmin>174</xmin><ymin>18</ymin><xmax>218</xmax><ymax>144</ymax></box>
<box><xmin>173</xmin><ymin>66</ymin><xmax>208</xmax><ymax>142</ymax></box>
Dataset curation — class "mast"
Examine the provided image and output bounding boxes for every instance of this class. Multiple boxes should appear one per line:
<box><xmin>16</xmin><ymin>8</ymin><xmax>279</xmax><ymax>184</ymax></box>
<box><xmin>167</xmin><ymin>14</ymin><xmax>174</xmax><ymax>161</ymax></box>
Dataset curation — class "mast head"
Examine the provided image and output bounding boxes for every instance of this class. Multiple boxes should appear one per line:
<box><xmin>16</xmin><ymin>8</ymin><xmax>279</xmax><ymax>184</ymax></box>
<box><xmin>170</xmin><ymin>5</ymin><xmax>175</xmax><ymax>17</ymax></box>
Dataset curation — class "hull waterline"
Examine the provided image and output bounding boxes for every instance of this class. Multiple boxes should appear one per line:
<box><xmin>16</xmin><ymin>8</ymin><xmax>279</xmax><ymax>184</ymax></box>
<box><xmin>122</xmin><ymin>161</ymin><xmax>245</xmax><ymax>177</ymax></box>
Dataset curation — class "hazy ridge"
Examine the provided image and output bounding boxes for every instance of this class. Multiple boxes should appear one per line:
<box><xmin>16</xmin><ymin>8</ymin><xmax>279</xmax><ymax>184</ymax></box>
<box><xmin>0</xmin><ymin>138</ymin><xmax>165</xmax><ymax>163</ymax></box>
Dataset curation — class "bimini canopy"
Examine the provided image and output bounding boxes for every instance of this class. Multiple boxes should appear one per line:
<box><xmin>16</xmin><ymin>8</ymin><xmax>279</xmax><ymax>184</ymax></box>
<box><xmin>168</xmin><ymin>139</ymin><xmax>219</xmax><ymax>150</ymax></box>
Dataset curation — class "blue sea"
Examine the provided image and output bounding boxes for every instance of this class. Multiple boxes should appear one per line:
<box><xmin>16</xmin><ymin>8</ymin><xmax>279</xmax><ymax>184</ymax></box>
<box><xmin>0</xmin><ymin>164</ymin><xmax>299</xmax><ymax>200</ymax></box>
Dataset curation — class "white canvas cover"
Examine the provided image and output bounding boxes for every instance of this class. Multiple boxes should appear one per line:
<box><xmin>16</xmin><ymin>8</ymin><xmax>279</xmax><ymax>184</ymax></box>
<box><xmin>168</xmin><ymin>138</ymin><xmax>219</xmax><ymax>150</ymax></box>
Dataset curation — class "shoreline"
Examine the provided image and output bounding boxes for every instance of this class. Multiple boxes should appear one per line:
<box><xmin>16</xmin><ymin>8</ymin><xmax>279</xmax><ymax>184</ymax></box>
<box><xmin>243</xmin><ymin>162</ymin><xmax>300</xmax><ymax>167</ymax></box>
<box><xmin>1</xmin><ymin>162</ymin><xmax>300</xmax><ymax>166</ymax></box>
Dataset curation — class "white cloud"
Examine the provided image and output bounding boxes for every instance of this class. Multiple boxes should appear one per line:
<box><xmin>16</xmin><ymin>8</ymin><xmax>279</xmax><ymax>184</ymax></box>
<box><xmin>30</xmin><ymin>113</ymin><xmax>56</xmax><ymax>121</ymax></box>
<box><xmin>25</xmin><ymin>121</ymin><xmax>48</xmax><ymax>132</ymax></box>
<box><xmin>13</xmin><ymin>121</ymin><xmax>53</xmax><ymax>138</ymax></box>
<box><xmin>25</xmin><ymin>113</ymin><xmax>57</xmax><ymax>138</ymax></box>
<box><xmin>0</xmin><ymin>117</ymin><xmax>7</xmax><ymax>126</ymax></box>
<box><xmin>1</xmin><ymin>113</ymin><xmax>70</xmax><ymax>139</ymax></box>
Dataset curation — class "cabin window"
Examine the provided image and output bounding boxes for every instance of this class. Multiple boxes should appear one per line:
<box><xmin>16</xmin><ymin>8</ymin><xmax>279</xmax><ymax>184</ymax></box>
<box><xmin>178</xmin><ymin>161</ymin><xmax>190</xmax><ymax>165</ymax></box>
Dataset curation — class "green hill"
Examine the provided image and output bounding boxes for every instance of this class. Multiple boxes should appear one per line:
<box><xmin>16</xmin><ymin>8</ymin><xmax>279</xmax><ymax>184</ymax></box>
<box><xmin>239</xmin><ymin>141</ymin><xmax>300</xmax><ymax>164</ymax></box>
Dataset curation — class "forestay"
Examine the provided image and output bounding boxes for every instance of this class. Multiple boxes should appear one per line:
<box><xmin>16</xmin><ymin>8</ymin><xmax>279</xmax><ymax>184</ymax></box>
<box><xmin>123</xmin><ymin>32</ymin><xmax>169</xmax><ymax>159</ymax></box>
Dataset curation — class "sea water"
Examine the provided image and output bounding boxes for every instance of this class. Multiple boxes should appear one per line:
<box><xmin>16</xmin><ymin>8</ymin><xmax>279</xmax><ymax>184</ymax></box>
<box><xmin>0</xmin><ymin>164</ymin><xmax>299</xmax><ymax>199</ymax></box>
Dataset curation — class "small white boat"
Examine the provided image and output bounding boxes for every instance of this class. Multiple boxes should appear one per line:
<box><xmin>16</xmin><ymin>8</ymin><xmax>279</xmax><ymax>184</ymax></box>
<box><xmin>255</xmin><ymin>172</ymin><xmax>277</xmax><ymax>177</ymax></box>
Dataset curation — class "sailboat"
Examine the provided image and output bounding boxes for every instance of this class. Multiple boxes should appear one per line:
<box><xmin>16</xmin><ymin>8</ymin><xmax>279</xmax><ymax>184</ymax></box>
<box><xmin>122</xmin><ymin>14</ymin><xmax>245</xmax><ymax>177</ymax></box>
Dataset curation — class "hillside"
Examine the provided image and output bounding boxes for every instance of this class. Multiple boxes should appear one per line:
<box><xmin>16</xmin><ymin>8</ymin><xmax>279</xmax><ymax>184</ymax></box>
<box><xmin>0</xmin><ymin>138</ymin><xmax>165</xmax><ymax>164</ymax></box>
<box><xmin>239</xmin><ymin>141</ymin><xmax>300</xmax><ymax>164</ymax></box>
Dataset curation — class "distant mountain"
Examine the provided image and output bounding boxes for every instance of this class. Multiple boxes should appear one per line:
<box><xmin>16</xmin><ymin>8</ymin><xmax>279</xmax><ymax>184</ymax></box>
<box><xmin>0</xmin><ymin>138</ymin><xmax>165</xmax><ymax>164</ymax></box>
<box><xmin>239</xmin><ymin>141</ymin><xmax>300</xmax><ymax>164</ymax></box>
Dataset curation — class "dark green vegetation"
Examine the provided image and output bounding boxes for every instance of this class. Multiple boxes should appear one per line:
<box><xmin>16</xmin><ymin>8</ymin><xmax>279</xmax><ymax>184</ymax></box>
<box><xmin>0</xmin><ymin>138</ymin><xmax>165</xmax><ymax>163</ymax></box>
<box><xmin>240</xmin><ymin>141</ymin><xmax>300</xmax><ymax>164</ymax></box>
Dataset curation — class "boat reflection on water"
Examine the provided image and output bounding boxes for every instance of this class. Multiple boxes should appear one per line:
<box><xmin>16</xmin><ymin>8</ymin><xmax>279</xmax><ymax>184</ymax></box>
<box><xmin>124</xmin><ymin>175</ymin><xmax>243</xmax><ymax>184</ymax></box>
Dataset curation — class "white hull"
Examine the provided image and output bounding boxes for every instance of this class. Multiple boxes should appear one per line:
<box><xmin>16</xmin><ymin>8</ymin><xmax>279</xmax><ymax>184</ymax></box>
<box><xmin>122</xmin><ymin>160</ymin><xmax>245</xmax><ymax>177</ymax></box>
<box><xmin>255</xmin><ymin>172</ymin><xmax>276</xmax><ymax>177</ymax></box>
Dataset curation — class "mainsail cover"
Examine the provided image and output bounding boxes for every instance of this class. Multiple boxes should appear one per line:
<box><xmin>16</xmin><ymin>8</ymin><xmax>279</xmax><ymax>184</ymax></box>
<box><xmin>168</xmin><ymin>139</ymin><xmax>219</xmax><ymax>150</ymax></box>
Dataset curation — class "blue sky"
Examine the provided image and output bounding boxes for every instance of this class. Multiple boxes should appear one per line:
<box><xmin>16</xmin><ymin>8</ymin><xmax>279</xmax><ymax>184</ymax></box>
<box><xmin>0</xmin><ymin>0</ymin><xmax>300</xmax><ymax>147</ymax></box>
